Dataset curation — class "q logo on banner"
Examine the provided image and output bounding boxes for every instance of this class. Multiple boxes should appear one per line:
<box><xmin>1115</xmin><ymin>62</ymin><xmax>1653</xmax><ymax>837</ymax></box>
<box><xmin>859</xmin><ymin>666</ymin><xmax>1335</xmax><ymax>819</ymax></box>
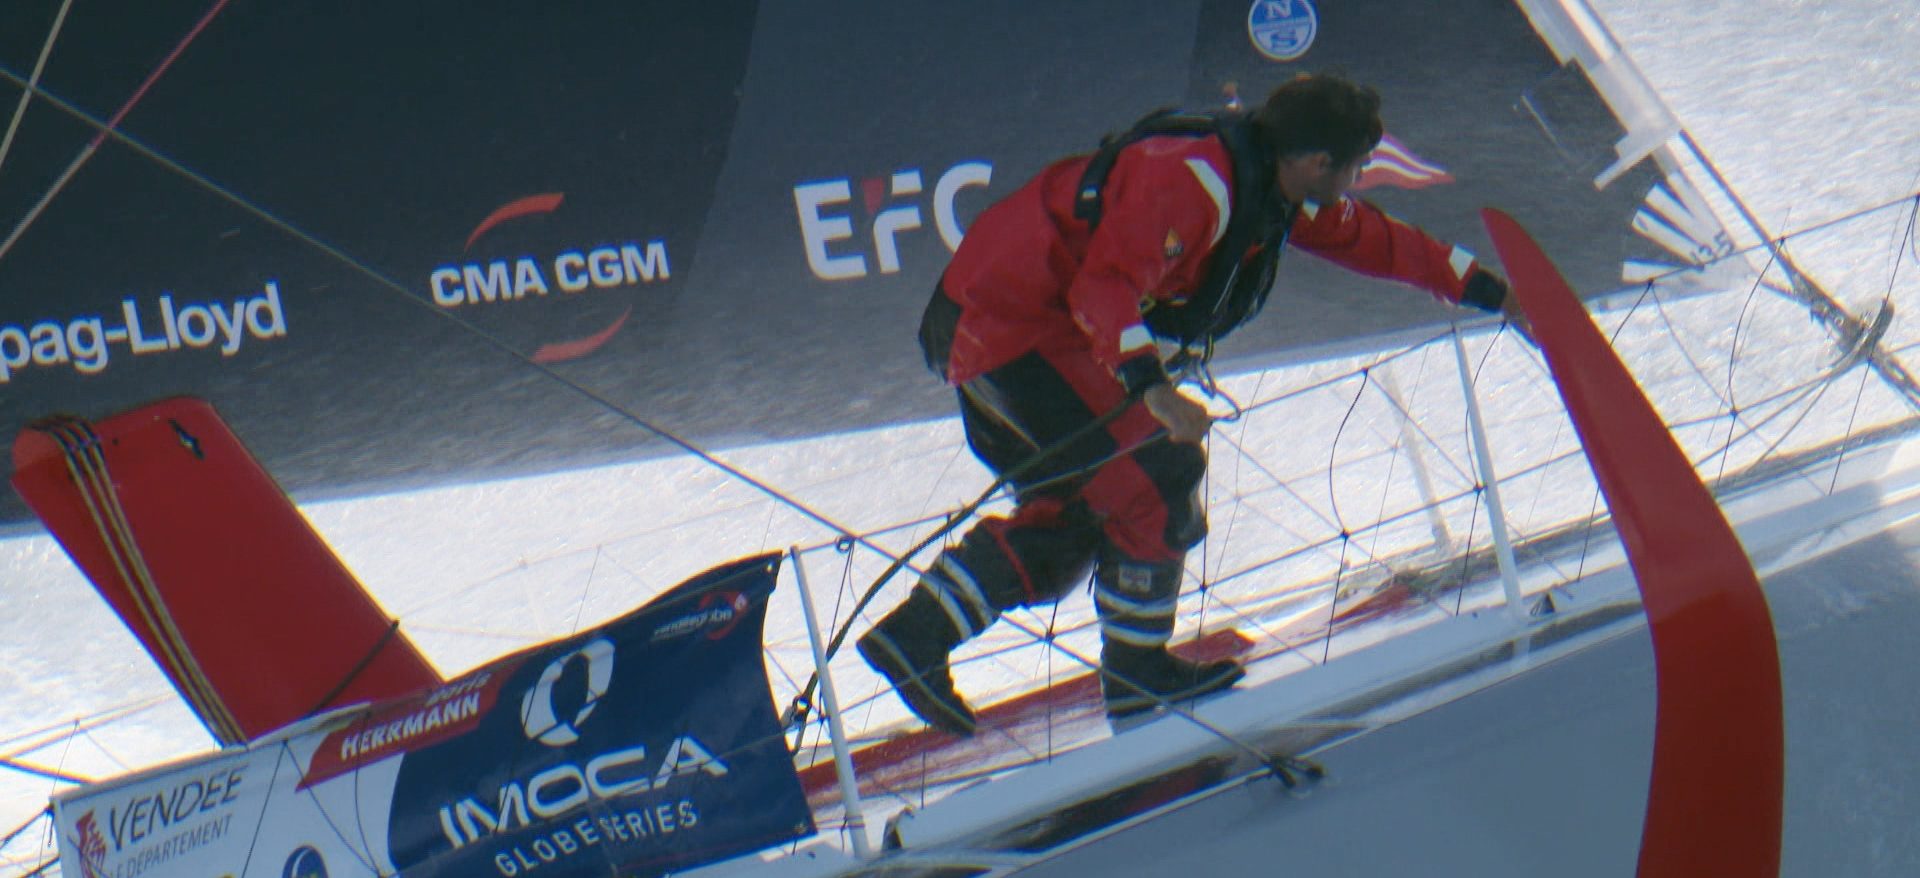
<box><xmin>282</xmin><ymin>846</ymin><xmax>327</xmax><ymax>878</ymax></box>
<box><xmin>1247</xmin><ymin>0</ymin><xmax>1318</xmax><ymax>62</ymax></box>
<box><xmin>519</xmin><ymin>638</ymin><xmax>615</xmax><ymax>746</ymax></box>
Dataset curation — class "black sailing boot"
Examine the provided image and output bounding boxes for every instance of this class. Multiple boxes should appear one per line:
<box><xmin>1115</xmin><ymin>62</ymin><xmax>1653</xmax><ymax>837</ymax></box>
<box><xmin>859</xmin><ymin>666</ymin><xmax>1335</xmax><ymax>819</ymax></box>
<box><xmin>856</xmin><ymin>554</ymin><xmax>1000</xmax><ymax>737</ymax></box>
<box><xmin>1095</xmin><ymin>556</ymin><xmax>1245</xmax><ymax>719</ymax></box>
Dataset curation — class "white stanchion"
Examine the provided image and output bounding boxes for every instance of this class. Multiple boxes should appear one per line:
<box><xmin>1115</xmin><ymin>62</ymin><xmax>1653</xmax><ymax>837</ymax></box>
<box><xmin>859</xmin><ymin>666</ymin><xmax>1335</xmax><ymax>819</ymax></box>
<box><xmin>787</xmin><ymin>547</ymin><xmax>873</xmax><ymax>859</ymax></box>
<box><xmin>1451</xmin><ymin>325</ymin><xmax>1526</xmax><ymax>618</ymax></box>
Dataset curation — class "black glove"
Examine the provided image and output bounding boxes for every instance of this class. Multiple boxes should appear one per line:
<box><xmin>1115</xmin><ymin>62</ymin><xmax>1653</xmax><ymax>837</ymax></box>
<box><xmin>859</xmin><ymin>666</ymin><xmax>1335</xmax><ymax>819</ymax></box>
<box><xmin>1461</xmin><ymin>267</ymin><xmax>1508</xmax><ymax>313</ymax></box>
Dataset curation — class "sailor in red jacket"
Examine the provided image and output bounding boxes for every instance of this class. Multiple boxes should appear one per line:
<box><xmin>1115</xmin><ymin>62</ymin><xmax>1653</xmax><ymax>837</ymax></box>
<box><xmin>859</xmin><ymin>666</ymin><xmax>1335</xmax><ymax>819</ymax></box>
<box><xmin>859</xmin><ymin>73</ymin><xmax>1521</xmax><ymax>736</ymax></box>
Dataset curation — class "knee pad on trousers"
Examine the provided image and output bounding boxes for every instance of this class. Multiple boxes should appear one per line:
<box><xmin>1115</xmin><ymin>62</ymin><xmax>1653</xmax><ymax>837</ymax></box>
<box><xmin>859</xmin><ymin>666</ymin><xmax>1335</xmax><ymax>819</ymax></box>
<box><xmin>947</xmin><ymin>500</ymin><xmax>1102</xmax><ymax>610</ymax></box>
<box><xmin>1097</xmin><ymin>439</ymin><xmax>1209</xmax><ymax>561</ymax></box>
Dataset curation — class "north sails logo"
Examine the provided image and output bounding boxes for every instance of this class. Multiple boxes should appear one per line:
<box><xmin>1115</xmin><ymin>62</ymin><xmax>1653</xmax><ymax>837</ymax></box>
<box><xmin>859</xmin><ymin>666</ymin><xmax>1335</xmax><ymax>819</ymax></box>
<box><xmin>1247</xmin><ymin>0</ymin><xmax>1319</xmax><ymax>62</ymax></box>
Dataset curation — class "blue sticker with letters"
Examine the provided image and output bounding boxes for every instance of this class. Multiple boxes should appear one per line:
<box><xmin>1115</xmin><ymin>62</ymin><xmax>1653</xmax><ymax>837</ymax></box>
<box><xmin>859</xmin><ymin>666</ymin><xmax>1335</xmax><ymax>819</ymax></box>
<box><xmin>1247</xmin><ymin>0</ymin><xmax>1319</xmax><ymax>62</ymax></box>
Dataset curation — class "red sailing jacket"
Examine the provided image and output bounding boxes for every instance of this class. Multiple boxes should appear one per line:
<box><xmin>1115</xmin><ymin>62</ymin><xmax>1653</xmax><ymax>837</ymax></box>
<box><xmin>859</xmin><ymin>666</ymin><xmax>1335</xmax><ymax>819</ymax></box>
<box><xmin>936</xmin><ymin>134</ymin><xmax>1486</xmax><ymax>387</ymax></box>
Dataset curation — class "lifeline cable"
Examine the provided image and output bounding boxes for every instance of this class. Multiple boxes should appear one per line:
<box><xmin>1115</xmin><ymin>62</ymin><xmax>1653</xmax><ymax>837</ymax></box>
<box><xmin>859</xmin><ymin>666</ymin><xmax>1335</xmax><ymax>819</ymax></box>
<box><xmin>1716</xmin><ymin>243</ymin><xmax>1781</xmax><ymax>486</ymax></box>
<box><xmin>752</xmin><ymin>420</ymin><xmax>1920</xmax><ymax>829</ymax></box>
<box><xmin>4</xmin><ymin>46</ymin><xmax>1915</xmax><ymax>802</ymax></box>
<box><xmin>1828</xmin><ymin>197</ymin><xmax>1920</xmax><ymax>490</ymax></box>
<box><xmin>784</xmin><ymin>410</ymin><xmax>1348</xmax><ymax>791</ymax></box>
<box><xmin>784</xmin><ymin>396</ymin><xmax>1141</xmax><ymax>727</ymax></box>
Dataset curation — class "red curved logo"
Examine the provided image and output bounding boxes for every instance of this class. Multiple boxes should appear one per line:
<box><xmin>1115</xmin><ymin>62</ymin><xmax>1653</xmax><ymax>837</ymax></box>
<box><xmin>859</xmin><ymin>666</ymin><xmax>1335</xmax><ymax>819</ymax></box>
<box><xmin>451</xmin><ymin>192</ymin><xmax>638</xmax><ymax>363</ymax></box>
<box><xmin>464</xmin><ymin>193</ymin><xmax>566</xmax><ymax>251</ymax></box>
<box><xmin>699</xmin><ymin>590</ymin><xmax>750</xmax><ymax>641</ymax></box>
<box><xmin>531</xmin><ymin>307</ymin><xmax>631</xmax><ymax>364</ymax></box>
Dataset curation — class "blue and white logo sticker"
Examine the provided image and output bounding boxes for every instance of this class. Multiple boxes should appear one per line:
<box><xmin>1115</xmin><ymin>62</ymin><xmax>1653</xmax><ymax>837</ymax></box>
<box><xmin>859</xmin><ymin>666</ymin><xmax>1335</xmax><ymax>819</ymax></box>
<box><xmin>1247</xmin><ymin>0</ymin><xmax>1318</xmax><ymax>62</ymax></box>
<box><xmin>283</xmin><ymin>846</ymin><xmax>327</xmax><ymax>878</ymax></box>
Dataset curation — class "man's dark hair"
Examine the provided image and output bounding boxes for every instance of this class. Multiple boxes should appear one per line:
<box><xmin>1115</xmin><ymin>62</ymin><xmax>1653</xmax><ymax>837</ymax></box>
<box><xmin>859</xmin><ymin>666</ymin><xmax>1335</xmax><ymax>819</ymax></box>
<box><xmin>1251</xmin><ymin>73</ymin><xmax>1384</xmax><ymax>168</ymax></box>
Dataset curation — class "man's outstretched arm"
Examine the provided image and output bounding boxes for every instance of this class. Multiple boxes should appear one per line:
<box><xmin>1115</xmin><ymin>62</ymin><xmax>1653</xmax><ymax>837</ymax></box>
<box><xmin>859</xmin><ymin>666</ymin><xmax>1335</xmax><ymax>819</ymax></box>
<box><xmin>1289</xmin><ymin>196</ymin><xmax>1508</xmax><ymax>313</ymax></box>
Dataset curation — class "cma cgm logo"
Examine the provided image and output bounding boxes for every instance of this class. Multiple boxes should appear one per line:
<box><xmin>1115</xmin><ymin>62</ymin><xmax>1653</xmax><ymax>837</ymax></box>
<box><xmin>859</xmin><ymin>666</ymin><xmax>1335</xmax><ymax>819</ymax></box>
<box><xmin>793</xmin><ymin>161</ymin><xmax>993</xmax><ymax>280</ymax></box>
<box><xmin>429</xmin><ymin>193</ymin><xmax>670</xmax><ymax>307</ymax></box>
<box><xmin>427</xmin><ymin>193</ymin><xmax>666</xmax><ymax>363</ymax></box>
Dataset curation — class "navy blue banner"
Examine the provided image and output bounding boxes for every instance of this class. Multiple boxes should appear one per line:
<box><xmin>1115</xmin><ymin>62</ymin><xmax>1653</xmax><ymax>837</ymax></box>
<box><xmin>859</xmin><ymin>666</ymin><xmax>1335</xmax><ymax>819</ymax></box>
<box><xmin>382</xmin><ymin>553</ymin><xmax>809</xmax><ymax>878</ymax></box>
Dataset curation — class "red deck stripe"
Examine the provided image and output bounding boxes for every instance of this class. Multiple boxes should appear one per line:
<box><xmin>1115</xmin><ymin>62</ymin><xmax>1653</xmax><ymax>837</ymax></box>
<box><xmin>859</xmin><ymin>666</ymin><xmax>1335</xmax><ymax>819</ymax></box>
<box><xmin>798</xmin><ymin>628</ymin><xmax>1252</xmax><ymax>800</ymax></box>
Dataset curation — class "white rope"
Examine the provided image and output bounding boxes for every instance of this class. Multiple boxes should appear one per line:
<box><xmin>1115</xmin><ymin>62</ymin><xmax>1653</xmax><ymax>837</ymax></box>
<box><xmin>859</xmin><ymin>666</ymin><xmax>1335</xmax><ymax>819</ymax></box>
<box><xmin>0</xmin><ymin>0</ymin><xmax>71</xmax><ymax>181</ymax></box>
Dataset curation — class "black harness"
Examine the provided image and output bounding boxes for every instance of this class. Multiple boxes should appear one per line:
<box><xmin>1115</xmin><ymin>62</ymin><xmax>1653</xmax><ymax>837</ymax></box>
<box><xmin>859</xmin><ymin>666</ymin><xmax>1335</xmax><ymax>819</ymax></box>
<box><xmin>1073</xmin><ymin>109</ymin><xmax>1295</xmax><ymax>364</ymax></box>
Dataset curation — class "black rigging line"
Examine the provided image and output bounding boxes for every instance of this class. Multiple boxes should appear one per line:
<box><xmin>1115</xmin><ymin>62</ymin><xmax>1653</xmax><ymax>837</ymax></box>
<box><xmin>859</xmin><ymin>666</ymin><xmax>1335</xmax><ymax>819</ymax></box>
<box><xmin>1716</xmin><ymin>245</ymin><xmax>1781</xmax><ymax>486</ymax></box>
<box><xmin>1828</xmin><ymin>195</ymin><xmax>1920</xmax><ymax>492</ymax></box>
<box><xmin>1324</xmin><ymin>366</ymin><xmax>1375</xmax><ymax>538</ymax></box>
<box><xmin>1208</xmin><ymin>368</ymin><xmax>1271</xmax><ymax>588</ymax></box>
<box><xmin>784</xmin><ymin>400</ymin><xmax>1140</xmax><ymax>726</ymax></box>
<box><xmin>4</xmin><ymin>54</ymin><xmax>1916</xmax><ymax>811</ymax></box>
<box><xmin>0</xmin><ymin>60</ymin><xmax>900</xmax><ymax>578</ymax></box>
<box><xmin>1570</xmin><ymin>280</ymin><xmax>1660</xmax><ymax>590</ymax></box>
<box><xmin>1446</xmin><ymin>320</ymin><xmax>1507</xmax><ymax>615</ymax></box>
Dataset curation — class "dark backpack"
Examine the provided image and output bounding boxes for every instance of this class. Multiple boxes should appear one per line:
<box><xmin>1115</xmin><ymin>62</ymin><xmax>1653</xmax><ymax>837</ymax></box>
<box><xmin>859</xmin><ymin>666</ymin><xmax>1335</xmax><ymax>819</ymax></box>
<box><xmin>1073</xmin><ymin>108</ymin><xmax>1294</xmax><ymax>362</ymax></box>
